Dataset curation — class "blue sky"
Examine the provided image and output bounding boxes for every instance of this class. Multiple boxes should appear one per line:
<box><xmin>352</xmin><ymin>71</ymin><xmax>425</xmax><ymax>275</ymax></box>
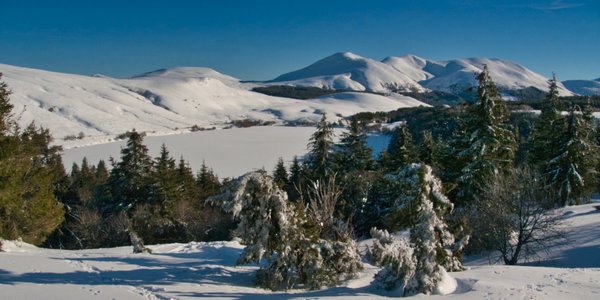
<box><xmin>1</xmin><ymin>0</ymin><xmax>598</xmax><ymax>80</ymax></box>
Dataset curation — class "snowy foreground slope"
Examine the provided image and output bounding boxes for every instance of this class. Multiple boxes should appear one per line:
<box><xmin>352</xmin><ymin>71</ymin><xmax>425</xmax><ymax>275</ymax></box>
<box><xmin>1</xmin><ymin>203</ymin><xmax>599</xmax><ymax>299</ymax></box>
<box><xmin>0</xmin><ymin>62</ymin><xmax>426</xmax><ymax>144</ymax></box>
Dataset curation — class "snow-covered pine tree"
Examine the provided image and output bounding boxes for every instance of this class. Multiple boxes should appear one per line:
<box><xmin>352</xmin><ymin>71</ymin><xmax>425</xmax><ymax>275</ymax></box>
<box><xmin>306</xmin><ymin>113</ymin><xmax>335</xmax><ymax>180</ymax></box>
<box><xmin>208</xmin><ymin>171</ymin><xmax>298</xmax><ymax>289</ymax></box>
<box><xmin>408</xmin><ymin>164</ymin><xmax>459</xmax><ymax>294</ymax></box>
<box><xmin>454</xmin><ymin>65</ymin><xmax>516</xmax><ymax>205</ymax></box>
<box><xmin>528</xmin><ymin>74</ymin><xmax>564</xmax><ymax>166</ymax></box>
<box><xmin>546</xmin><ymin>103</ymin><xmax>597</xmax><ymax>206</ymax></box>
<box><xmin>370</xmin><ymin>164</ymin><xmax>462</xmax><ymax>295</ymax></box>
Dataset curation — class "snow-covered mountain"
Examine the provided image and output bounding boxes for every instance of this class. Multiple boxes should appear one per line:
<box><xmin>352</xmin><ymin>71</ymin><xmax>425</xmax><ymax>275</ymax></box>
<box><xmin>270</xmin><ymin>52</ymin><xmax>573</xmax><ymax>97</ymax></box>
<box><xmin>562</xmin><ymin>78</ymin><xmax>600</xmax><ymax>96</ymax></box>
<box><xmin>269</xmin><ymin>52</ymin><xmax>425</xmax><ymax>93</ymax></box>
<box><xmin>0</xmin><ymin>63</ymin><xmax>426</xmax><ymax>145</ymax></box>
<box><xmin>385</xmin><ymin>55</ymin><xmax>573</xmax><ymax>97</ymax></box>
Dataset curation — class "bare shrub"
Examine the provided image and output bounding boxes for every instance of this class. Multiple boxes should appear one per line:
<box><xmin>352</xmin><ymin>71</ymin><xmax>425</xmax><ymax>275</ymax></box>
<box><xmin>470</xmin><ymin>167</ymin><xmax>567</xmax><ymax>265</ymax></box>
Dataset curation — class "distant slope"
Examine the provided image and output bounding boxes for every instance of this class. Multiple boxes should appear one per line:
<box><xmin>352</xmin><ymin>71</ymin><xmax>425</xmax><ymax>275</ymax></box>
<box><xmin>269</xmin><ymin>52</ymin><xmax>425</xmax><ymax>93</ymax></box>
<box><xmin>0</xmin><ymin>63</ymin><xmax>426</xmax><ymax>145</ymax></box>
<box><xmin>270</xmin><ymin>52</ymin><xmax>573</xmax><ymax>98</ymax></box>
<box><xmin>382</xmin><ymin>55</ymin><xmax>574</xmax><ymax>94</ymax></box>
<box><xmin>562</xmin><ymin>78</ymin><xmax>600</xmax><ymax>96</ymax></box>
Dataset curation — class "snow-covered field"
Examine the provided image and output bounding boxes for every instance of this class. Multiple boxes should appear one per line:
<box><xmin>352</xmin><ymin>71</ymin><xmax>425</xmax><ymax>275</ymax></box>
<box><xmin>1</xmin><ymin>203</ymin><xmax>599</xmax><ymax>299</ymax></box>
<box><xmin>62</xmin><ymin>126</ymin><xmax>335</xmax><ymax>178</ymax></box>
<box><xmin>62</xmin><ymin>126</ymin><xmax>391</xmax><ymax>178</ymax></box>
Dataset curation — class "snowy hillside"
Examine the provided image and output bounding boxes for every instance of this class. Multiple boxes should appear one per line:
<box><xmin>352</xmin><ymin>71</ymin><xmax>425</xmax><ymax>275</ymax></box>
<box><xmin>0</xmin><ymin>63</ymin><xmax>426</xmax><ymax>144</ymax></box>
<box><xmin>1</xmin><ymin>202</ymin><xmax>598</xmax><ymax>299</ymax></box>
<box><xmin>383</xmin><ymin>55</ymin><xmax>573</xmax><ymax>97</ymax></box>
<box><xmin>269</xmin><ymin>52</ymin><xmax>425</xmax><ymax>93</ymax></box>
<box><xmin>563</xmin><ymin>78</ymin><xmax>600</xmax><ymax>96</ymax></box>
<box><xmin>270</xmin><ymin>52</ymin><xmax>573</xmax><ymax>97</ymax></box>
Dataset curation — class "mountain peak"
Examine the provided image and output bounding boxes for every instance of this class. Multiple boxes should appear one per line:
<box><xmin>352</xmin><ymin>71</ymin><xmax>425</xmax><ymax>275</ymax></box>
<box><xmin>270</xmin><ymin>52</ymin><xmax>424</xmax><ymax>92</ymax></box>
<box><xmin>332</xmin><ymin>51</ymin><xmax>363</xmax><ymax>60</ymax></box>
<box><xmin>132</xmin><ymin>67</ymin><xmax>235</xmax><ymax>80</ymax></box>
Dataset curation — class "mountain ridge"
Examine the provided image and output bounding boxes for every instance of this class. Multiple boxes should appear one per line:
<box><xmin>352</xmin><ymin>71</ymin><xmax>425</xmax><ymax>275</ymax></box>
<box><xmin>268</xmin><ymin>52</ymin><xmax>574</xmax><ymax>97</ymax></box>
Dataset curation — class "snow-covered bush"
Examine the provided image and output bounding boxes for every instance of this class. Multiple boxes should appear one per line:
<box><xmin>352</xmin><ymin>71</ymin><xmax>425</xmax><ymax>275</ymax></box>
<box><xmin>129</xmin><ymin>231</ymin><xmax>151</xmax><ymax>254</ymax></box>
<box><xmin>368</xmin><ymin>228</ymin><xmax>416</xmax><ymax>292</ymax></box>
<box><xmin>210</xmin><ymin>171</ymin><xmax>362</xmax><ymax>290</ymax></box>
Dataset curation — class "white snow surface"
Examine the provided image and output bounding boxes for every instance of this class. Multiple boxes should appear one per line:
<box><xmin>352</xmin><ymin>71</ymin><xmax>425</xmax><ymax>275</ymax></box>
<box><xmin>62</xmin><ymin>126</ymin><xmax>345</xmax><ymax>179</ymax></box>
<box><xmin>0</xmin><ymin>63</ymin><xmax>427</xmax><ymax>145</ymax></box>
<box><xmin>562</xmin><ymin>79</ymin><xmax>600</xmax><ymax>96</ymax></box>
<box><xmin>1</xmin><ymin>203</ymin><xmax>599</xmax><ymax>299</ymax></box>
<box><xmin>270</xmin><ymin>52</ymin><xmax>574</xmax><ymax>96</ymax></box>
<box><xmin>61</xmin><ymin>126</ymin><xmax>395</xmax><ymax>179</ymax></box>
<box><xmin>269</xmin><ymin>52</ymin><xmax>425</xmax><ymax>93</ymax></box>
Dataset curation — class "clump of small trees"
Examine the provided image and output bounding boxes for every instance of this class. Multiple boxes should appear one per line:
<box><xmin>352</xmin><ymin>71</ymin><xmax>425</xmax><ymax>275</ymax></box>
<box><xmin>210</xmin><ymin>171</ymin><xmax>362</xmax><ymax>290</ymax></box>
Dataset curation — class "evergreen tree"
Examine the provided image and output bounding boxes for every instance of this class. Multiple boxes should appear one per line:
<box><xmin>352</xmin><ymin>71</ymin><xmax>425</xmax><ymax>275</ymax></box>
<box><xmin>596</xmin><ymin>124</ymin><xmax>600</xmax><ymax>192</ymax></box>
<box><xmin>95</xmin><ymin>160</ymin><xmax>109</xmax><ymax>183</ymax></box>
<box><xmin>197</xmin><ymin>161</ymin><xmax>221</xmax><ymax>199</ymax></box>
<box><xmin>454</xmin><ymin>65</ymin><xmax>516</xmax><ymax>205</ymax></box>
<box><xmin>370</xmin><ymin>164</ymin><xmax>463</xmax><ymax>295</ymax></box>
<box><xmin>286</xmin><ymin>156</ymin><xmax>303</xmax><ymax>201</ymax></box>
<box><xmin>0</xmin><ymin>75</ymin><xmax>64</xmax><ymax>245</ymax></box>
<box><xmin>418</xmin><ymin>130</ymin><xmax>438</xmax><ymax>168</ymax></box>
<box><xmin>209</xmin><ymin>171</ymin><xmax>302</xmax><ymax>289</ymax></box>
<box><xmin>335</xmin><ymin>117</ymin><xmax>373</xmax><ymax>173</ymax></box>
<box><xmin>333</xmin><ymin>117</ymin><xmax>375</xmax><ymax>231</ymax></box>
<box><xmin>272</xmin><ymin>157</ymin><xmax>288</xmax><ymax>190</ymax></box>
<box><xmin>384</xmin><ymin>124</ymin><xmax>415</xmax><ymax>173</ymax></box>
<box><xmin>106</xmin><ymin>129</ymin><xmax>154</xmax><ymax>213</ymax></box>
<box><xmin>0</xmin><ymin>74</ymin><xmax>13</xmax><ymax>134</ymax></box>
<box><xmin>529</xmin><ymin>74</ymin><xmax>564</xmax><ymax>166</ymax></box>
<box><xmin>46</xmin><ymin>157</ymin><xmax>104</xmax><ymax>249</ymax></box>
<box><xmin>151</xmin><ymin>144</ymin><xmax>179</xmax><ymax>213</ymax></box>
<box><xmin>546</xmin><ymin>103</ymin><xmax>597</xmax><ymax>205</ymax></box>
<box><xmin>306</xmin><ymin>113</ymin><xmax>334</xmax><ymax>180</ymax></box>
<box><xmin>176</xmin><ymin>157</ymin><xmax>198</xmax><ymax>201</ymax></box>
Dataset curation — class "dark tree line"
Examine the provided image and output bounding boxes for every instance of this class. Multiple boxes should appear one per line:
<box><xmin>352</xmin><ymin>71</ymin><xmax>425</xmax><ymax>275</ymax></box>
<box><xmin>45</xmin><ymin>131</ymin><xmax>234</xmax><ymax>249</ymax></box>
